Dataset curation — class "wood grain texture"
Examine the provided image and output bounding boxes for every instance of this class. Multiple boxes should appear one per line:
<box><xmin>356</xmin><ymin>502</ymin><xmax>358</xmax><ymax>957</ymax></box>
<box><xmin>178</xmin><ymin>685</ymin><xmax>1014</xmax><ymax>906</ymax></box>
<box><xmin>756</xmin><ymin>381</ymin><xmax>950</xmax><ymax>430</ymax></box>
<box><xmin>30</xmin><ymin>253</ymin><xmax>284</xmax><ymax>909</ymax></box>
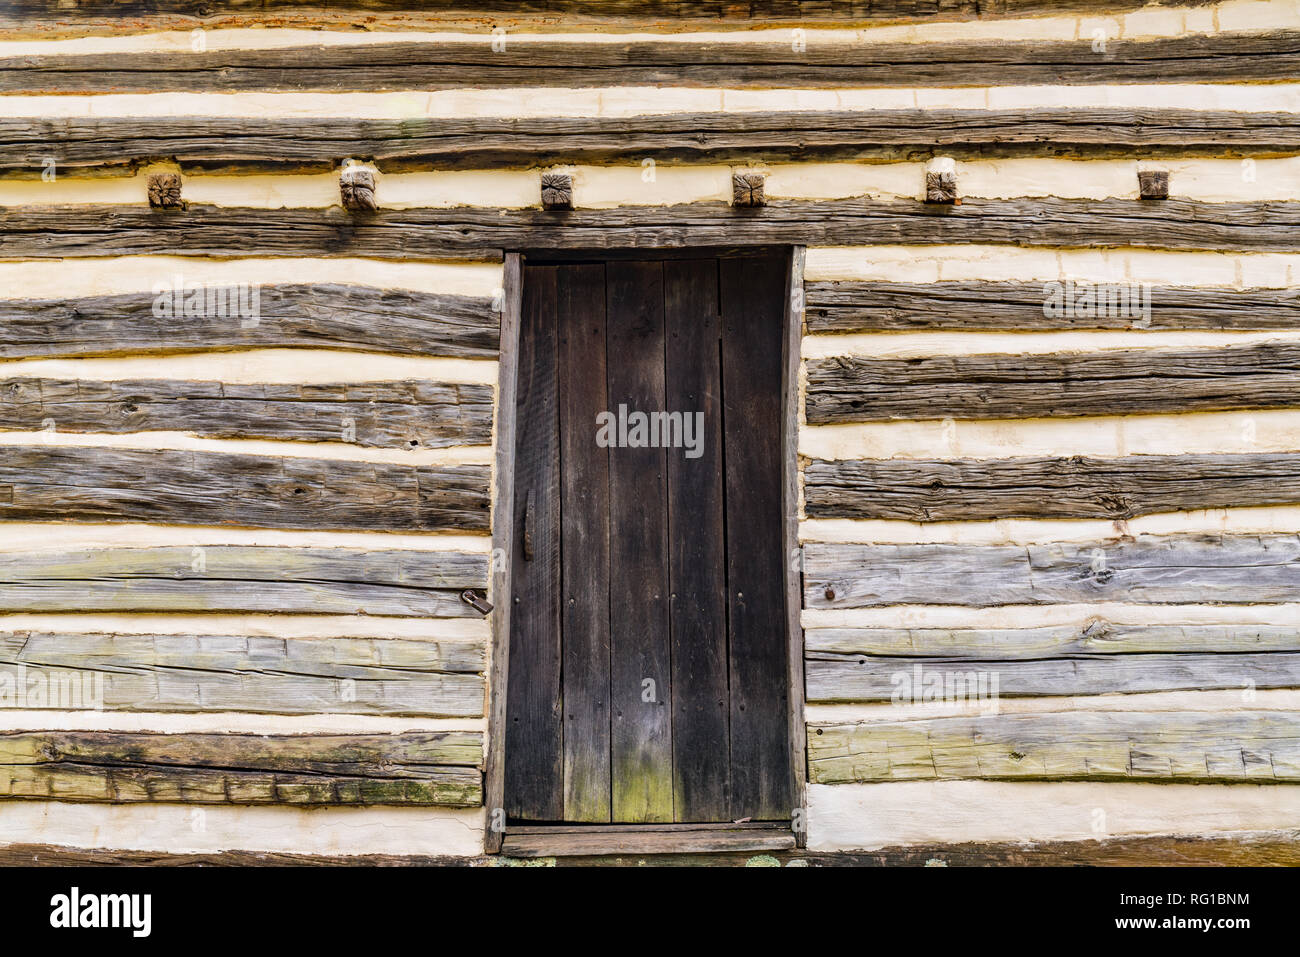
<box><xmin>0</xmin><ymin>0</ymin><xmax>1221</xmax><ymax>33</ymax></box>
<box><xmin>5</xmin><ymin>32</ymin><xmax>1295</xmax><ymax>92</ymax></box>
<box><xmin>3</xmin><ymin>200</ymin><xmax>1295</xmax><ymax>261</ymax></box>
<box><xmin>0</xmin><ymin>631</ymin><xmax>485</xmax><ymax>716</ymax></box>
<box><xmin>665</xmin><ymin>258</ymin><xmax>728</xmax><ymax>822</ymax></box>
<box><xmin>805</xmin><ymin>344</ymin><xmax>1300</xmax><ymax>423</ymax></box>
<box><xmin>0</xmin><ymin>730</ymin><xmax>483</xmax><ymax>805</ymax></box>
<box><xmin>803</xmin><ymin>453</ymin><xmax>1300</xmax><ymax>521</ymax></box>
<box><xmin>0</xmin><ymin>285</ymin><xmax>499</xmax><ymax>359</ymax></box>
<box><xmin>3</xmin><ymin>200</ymin><xmax>1295</xmax><ymax>267</ymax></box>
<box><xmin>501</xmin><ymin>825</ymin><xmax>796</xmax><ymax>857</ymax></box>
<box><xmin>503</xmin><ymin>263</ymin><xmax>563</xmax><ymax>823</ymax></box>
<box><xmin>6</xmin><ymin>832</ymin><xmax>1300</xmax><ymax>866</ymax></box>
<box><xmin>803</xmin><ymin>281</ymin><xmax>1300</xmax><ymax>332</ymax></box>
<box><xmin>721</xmin><ymin>254</ymin><xmax>794</xmax><ymax>821</ymax></box>
<box><xmin>803</xmin><ymin>534</ymin><xmax>1300</xmax><ymax>608</ymax></box>
<box><xmin>2</xmin><ymin>377</ymin><xmax>493</xmax><ymax>449</ymax></box>
<box><xmin>606</xmin><ymin>260</ymin><xmax>674</xmax><ymax>824</ymax></box>
<box><xmin>0</xmin><ymin>545</ymin><xmax>487</xmax><ymax>617</ymax></box>
<box><xmin>558</xmin><ymin>262</ymin><xmax>612</xmax><ymax>823</ymax></box>
<box><xmin>808</xmin><ymin>651</ymin><xmax>1300</xmax><ymax>701</ymax></box>
<box><xmin>0</xmin><ymin>446</ymin><xmax>489</xmax><ymax>531</ymax></box>
<box><xmin>484</xmin><ymin>252</ymin><xmax>523</xmax><ymax>853</ymax></box>
<box><xmin>808</xmin><ymin>711</ymin><xmax>1300</xmax><ymax>784</ymax></box>
<box><xmin>6</xmin><ymin>110</ymin><xmax>1293</xmax><ymax>171</ymax></box>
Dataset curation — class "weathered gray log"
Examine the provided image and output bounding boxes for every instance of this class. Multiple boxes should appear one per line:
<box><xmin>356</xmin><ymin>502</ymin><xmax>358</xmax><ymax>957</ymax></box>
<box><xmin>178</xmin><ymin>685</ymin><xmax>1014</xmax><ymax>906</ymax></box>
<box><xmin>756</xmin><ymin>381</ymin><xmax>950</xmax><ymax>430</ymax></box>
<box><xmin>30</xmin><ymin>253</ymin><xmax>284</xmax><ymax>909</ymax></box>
<box><xmin>3</xmin><ymin>110</ymin><xmax>1293</xmax><ymax>171</ymax></box>
<box><xmin>0</xmin><ymin>730</ymin><xmax>483</xmax><ymax>805</ymax></box>
<box><xmin>7</xmin><ymin>832</ymin><xmax>1300</xmax><ymax>867</ymax></box>
<box><xmin>807</xmin><ymin>651</ymin><xmax>1300</xmax><ymax>701</ymax></box>
<box><xmin>803</xmin><ymin>453</ymin><xmax>1300</xmax><ymax>521</ymax></box>
<box><xmin>806</xmin><ymin>622</ymin><xmax>1300</xmax><ymax>658</ymax></box>
<box><xmin>803</xmin><ymin>534</ymin><xmax>1300</xmax><ymax>608</ymax></box>
<box><xmin>805</xmin><ymin>343</ymin><xmax>1300</xmax><ymax>423</ymax></box>
<box><xmin>1</xmin><ymin>200</ymin><xmax>1296</xmax><ymax>261</ymax></box>
<box><xmin>808</xmin><ymin>711</ymin><xmax>1300</xmax><ymax>784</ymax></box>
<box><xmin>0</xmin><ymin>631</ymin><xmax>485</xmax><ymax>716</ymax></box>
<box><xmin>0</xmin><ymin>285</ymin><xmax>500</xmax><ymax>359</ymax></box>
<box><xmin>1</xmin><ymin>378</ymin><xmax>493</xmax><ymax>449</ymax></box>
<box><xmin>0</xmin><ymin>447</ymin><xmax>490</xmax><ymax>531</ymax></box>
<box><xmin>0</xmin><ymin>0</ymin><xmax>1221</xmax><ymax>33</ymax></box>
<box><xmin>7</xmin><ymin>32</ymin><xmax>1291</xmax><ymax>92</ymax></box>
<box><xmin>0</xmin><ymin>545</ymin><xmax>487</xmax><ymax>617</ymax></box>
<box><xmin>803</xmin><ymin>280</ymin><xmax>1300</xmax><ymax>332</ymax></box>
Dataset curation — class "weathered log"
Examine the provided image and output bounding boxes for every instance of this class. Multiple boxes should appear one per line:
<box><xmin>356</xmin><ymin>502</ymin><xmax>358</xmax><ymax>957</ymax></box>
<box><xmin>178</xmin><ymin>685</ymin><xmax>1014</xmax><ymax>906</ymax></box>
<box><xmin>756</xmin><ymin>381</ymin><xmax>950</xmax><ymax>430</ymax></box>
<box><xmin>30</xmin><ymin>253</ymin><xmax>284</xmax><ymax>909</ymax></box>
<box><xmin>803</xmin><ymin>453</ymin><xmax>1300</xmax><ymax>521</ymax></box>
<box><xmin>0</xmin><ymin>447</ymin><xmax>490</xmax><ymax>531</ymax></box>
<box><xmin>1</xmin><ymin>377</ymin><xmax>493</xmax><ymax>449</ymax></box>
<box><xmin>808</xmin><ymin>711</ymin><xmax>1300</xmax><ymax>783</ymax></box>
<box><xmin>803</xmin><ymin>534</ymin><xmax>1300</xmax><ymax>608</ymax></box>
<box><xmin>0</xmin><ymin>545</ymin><xmax>487</xmax><ymax>617</ymax></box>
<box><xmin>1</xmin><ymin>200</ymin><xmax>1296</xmax><ymax>261</ymax></box>
<box><xmin>3</xmin><ymin>110</ymin><xmax>1293</xmax><ymax>171</ymax></box>
<box><xmin>806</xmin><ymin>622</ymin><xmax>1300</xmax><ymax>658</ymax></box>
<box><xmin>807</xmin><ymin>650</ymin><xmax>1300</xmax><ymax>701</ymax></box>
<box><xmin>804</xmin><ymin>343</ymin><xmax>1300</xmax><ymax>423</ymax></box>
<box><xmin>0</xmin><ymin>631</ymin><xmax>485</xmax><ymax>716</ymax></box>
<box><xmin>0</xmin><ymin>0</ymin><xmax>1222</xmax><ymax>33</ymax></box>
<box><xmin>5</xmin><ymin>32</ymin><xmax>1295</xmax><ymax>92</ymax></box>
<box><xmin>0</xmin><ymin>730</ymin><xmax>483</xmax><ymax>805</ymax></box>
<box><xmin>0</xmin><ymin>284</ymin><xmax>499</xmax><ymax>359</ymax></box>
<box><xmin>802</xmin><ymin>280</ymin><xmax>1300</xmax><ymax>332</ymax></box>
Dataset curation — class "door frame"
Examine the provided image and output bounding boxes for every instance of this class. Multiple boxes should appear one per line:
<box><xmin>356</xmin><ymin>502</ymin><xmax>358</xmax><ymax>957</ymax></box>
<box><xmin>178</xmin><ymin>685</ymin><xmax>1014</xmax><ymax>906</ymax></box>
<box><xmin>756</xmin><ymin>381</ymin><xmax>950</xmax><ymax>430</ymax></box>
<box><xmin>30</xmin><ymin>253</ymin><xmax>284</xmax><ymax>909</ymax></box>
<box><xmin>483</xmin><ymin>246</ymin><xmax>807</xmax><ymax>853</ymax></box>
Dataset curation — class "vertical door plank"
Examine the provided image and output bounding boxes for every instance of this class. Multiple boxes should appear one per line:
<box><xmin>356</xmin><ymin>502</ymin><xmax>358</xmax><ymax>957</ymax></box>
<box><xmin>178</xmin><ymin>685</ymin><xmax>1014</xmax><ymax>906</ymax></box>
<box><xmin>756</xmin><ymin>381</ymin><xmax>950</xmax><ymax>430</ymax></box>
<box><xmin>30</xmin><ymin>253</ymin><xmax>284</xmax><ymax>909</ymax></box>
<box><xmin>558</xmin><ymin>263</ymin><xmax>612</xmax><ymax>823</ymax></box>
<box><xmin>503</xmin><ymin>264</ymin><xmax>563</xmax><ymax>822</ymax></box>
<box><xmin>664</xmin><ymin>259</ymin><xmax>730</xmax><ymax>822</ymax></box>
<box><xmin>720</xmin><ymin>254</ymin><xmax>794</xmax><ymax>821</ymax></box>
<box><xmin>606</xmin><ymin>260</ymin><xmax>674</xmax><ymax>824</ymax></box>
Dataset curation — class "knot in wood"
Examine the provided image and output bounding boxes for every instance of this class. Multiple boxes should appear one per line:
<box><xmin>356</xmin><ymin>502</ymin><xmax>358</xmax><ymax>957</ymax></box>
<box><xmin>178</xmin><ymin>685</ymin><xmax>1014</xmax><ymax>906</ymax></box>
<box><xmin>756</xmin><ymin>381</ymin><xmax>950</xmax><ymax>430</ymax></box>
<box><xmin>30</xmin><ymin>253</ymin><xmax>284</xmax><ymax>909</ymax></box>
<box><xmin>1138</xmin><ymin>170</ymin><xmax>1170</xmax><ymax>200</ymax></box>
<box><xmin>339</xmin><ymin>165</ymin><xmax>378</xmax><ymax>212</ymax></box>
<box><xmin>925</xmin><ymin>171</ymin><xmax>958</xmax><ymax>205</ymax></box>
<box><xmin>146</xmin><ymin>173</ymin><xmax>184</xmax><ymax>209</ymax></box>
<box><xmin>732</xmin><ymin>171</ymin><xmax>766</xmax><ymax>208</ymax></box>
<box><xmin>541</xmin><ymin>172</ymin><xmax>573</xmax><ymax>211</ymax></box>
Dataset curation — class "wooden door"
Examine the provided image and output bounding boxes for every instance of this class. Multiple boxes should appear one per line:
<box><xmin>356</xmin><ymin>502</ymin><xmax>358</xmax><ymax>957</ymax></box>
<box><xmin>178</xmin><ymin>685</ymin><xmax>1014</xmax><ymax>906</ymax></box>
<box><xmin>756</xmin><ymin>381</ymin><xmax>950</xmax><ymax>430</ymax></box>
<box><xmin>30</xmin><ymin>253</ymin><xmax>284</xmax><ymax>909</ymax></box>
<box><xmin>503</xmin><ymin>253</ymin><xmax>792</xmax><ymax>825</ymax></box>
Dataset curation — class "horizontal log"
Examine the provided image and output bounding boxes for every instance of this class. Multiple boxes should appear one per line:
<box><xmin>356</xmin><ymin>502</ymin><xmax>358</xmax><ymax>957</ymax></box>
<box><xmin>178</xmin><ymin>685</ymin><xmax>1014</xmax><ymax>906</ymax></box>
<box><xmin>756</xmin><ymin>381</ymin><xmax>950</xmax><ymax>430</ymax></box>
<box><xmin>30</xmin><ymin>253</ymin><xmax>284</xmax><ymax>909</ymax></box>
<box><xmin>803</xmin><ymin>281</ymin><xmax>1300</xmax><ymax>332</ymax></box>
<box><xmin>0</xmin><ymin>285</ymin><xmax>498</xmax><ymax>359</ymax></box>
<box><xmin>805</xmin><ymin>343</ymin><xmax>1300</xmax><ymax>423</ymax></box>
<box><xmin>2</xmin><ymin>377</ymin><xmax>494</xmax><ymax>449</ymax></box>
<box><xmin>808</xmin><ymin>711</ymin><xmax>1300</xmax><ymax>784</ymax></box>
<box><xmin>807</xmin><ymin>651</ymin><xmax>1300</xmax><ymax>701</ymax></box>
<box><xmin>0</xmin><ymin>0</ymin><xmax>1220</xmax><ymax>31</ymax></box>
<box><xmin>0</xmin><ymin>446</ymin><xmax>490</xmax><ymax>531</ymax></box>
<box><xmin>0</xmin><ymin>546</ymin><xmax>486</xmax><ymax>617</ymax></box>
<box><xmin>5</xmin><ymin>32</ymin><xmax>1294</xmax><ymax>93</ymax></box>
<box><xmin>5</xmin><ymin>832</ymin><xmax>1299</xmax><ymax>866</ymax></box>
<box><xmin>0</xmin><ymin>631</ymin><xmax>485</xmax><ymax>716</ymax></box>
<box><xmin>803</xmin><ymin>453</ymin><xmax>1300</xmax><ymax>521</ymax></box>
<box><xmin>806</xmin><ymin>622</ymin><xmax>1300</xmax><ymax>658</ymax></box>
<box><xmin>803</xmin><ymin>534</ymin><xmax>1300</xmax><ymax>608</ymax></box>
<box><xmin>0</xmin><ymin>200</ymin><xmax>1296</xmax><ymax>262</ymax></box>
<box><xmin>0</xmin><ymin>730</ymin><xmax>483</xmax><ymax>805</ymax></box>
<box><xmin>4</xmin><ymin>110</ymin><xmax>1293</xmax><ymax>171</ymax></box>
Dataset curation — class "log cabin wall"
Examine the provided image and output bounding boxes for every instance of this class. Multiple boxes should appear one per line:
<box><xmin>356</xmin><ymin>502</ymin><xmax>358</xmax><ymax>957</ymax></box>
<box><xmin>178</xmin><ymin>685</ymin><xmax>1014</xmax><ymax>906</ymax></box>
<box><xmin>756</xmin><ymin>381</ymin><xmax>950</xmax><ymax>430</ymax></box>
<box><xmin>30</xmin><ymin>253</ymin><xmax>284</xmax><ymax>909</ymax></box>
<box><xmin>0</xmin><ymin>0</ymin><xmax>1297</xmax><ymax>860</ymax></box>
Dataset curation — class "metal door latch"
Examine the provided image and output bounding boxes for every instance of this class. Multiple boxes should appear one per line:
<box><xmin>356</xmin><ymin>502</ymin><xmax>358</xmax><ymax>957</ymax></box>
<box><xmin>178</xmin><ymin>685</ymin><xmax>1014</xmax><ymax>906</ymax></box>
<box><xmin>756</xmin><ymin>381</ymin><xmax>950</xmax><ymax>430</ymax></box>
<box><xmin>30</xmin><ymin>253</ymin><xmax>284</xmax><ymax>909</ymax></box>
<box><xmin>460</xmin><ymin>589</ymin><xmax>494</xmax><ymax>616</ymax></box>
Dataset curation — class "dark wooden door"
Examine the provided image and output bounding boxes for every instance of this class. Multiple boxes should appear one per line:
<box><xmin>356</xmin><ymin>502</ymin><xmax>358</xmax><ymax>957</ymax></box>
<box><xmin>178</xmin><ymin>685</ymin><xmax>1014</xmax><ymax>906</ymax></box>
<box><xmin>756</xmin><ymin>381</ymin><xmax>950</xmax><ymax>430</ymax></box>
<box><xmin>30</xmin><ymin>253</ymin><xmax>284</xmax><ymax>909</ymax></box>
<box><xmin>504</xmin><ymin>253</ymin><xmax>792</xmax><ymax>825</ymax></box>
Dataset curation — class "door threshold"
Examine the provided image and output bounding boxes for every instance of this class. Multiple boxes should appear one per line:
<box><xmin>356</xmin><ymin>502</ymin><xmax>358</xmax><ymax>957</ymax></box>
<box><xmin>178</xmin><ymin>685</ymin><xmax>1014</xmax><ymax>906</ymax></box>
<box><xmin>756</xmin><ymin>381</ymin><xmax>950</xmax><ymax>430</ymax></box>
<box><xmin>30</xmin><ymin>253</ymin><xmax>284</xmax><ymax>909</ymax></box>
<box><xmin>500</xmin><ymin>822</ymin><xmax>796</xmax><ymax>858</ymax></box>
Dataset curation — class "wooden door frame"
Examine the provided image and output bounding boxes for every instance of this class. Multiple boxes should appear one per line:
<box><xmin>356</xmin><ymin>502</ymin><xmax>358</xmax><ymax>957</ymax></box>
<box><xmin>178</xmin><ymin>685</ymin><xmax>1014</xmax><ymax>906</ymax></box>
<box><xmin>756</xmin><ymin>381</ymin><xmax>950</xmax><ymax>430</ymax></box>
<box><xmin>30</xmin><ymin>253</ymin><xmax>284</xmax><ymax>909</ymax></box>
<box><xmin>483</xmin><ymin>247</ymin><xmax>807</xmax><ymax>853</ymax></box>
